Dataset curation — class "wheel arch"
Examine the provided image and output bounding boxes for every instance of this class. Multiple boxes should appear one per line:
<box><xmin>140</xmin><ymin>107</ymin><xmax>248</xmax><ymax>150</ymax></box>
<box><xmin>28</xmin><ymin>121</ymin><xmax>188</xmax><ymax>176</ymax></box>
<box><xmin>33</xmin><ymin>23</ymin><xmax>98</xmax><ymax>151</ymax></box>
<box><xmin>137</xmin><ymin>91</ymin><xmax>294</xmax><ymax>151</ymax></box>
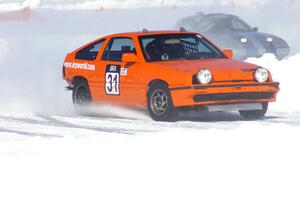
<box><xmin>148</xmin><ymin>79</ymin><xmax>169</xmax><ymax>87</ymax></box>
<box><xmin>72</xmin><ymin>76</ymin><xmax>89</xmax><ymax>85</ymax></box>
<box><xmin>147</xmin><ymin>79</ymin><xmax>169</xmax><ymax>95</ymax></box>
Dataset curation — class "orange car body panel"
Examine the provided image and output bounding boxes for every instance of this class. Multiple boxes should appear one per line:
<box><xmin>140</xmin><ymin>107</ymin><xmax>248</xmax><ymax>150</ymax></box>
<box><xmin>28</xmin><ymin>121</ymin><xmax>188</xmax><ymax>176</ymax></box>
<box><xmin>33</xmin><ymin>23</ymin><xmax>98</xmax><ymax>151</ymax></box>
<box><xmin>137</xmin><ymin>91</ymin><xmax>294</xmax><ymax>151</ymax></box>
<box><xmin>63</xmin><ymin>31</ymin><xmax>280</xmax><ymax>109</ymax></box>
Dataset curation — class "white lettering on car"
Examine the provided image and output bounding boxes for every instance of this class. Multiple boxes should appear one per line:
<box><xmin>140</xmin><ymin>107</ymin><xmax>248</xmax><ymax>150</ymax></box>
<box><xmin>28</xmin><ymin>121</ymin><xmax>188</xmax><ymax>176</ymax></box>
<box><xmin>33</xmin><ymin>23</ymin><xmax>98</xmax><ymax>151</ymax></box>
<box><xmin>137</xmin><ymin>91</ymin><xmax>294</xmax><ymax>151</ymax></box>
<box><xmin>64</xmin><ymin>62</ymin><xmax>95</xmax><ymax>71</ymax></box>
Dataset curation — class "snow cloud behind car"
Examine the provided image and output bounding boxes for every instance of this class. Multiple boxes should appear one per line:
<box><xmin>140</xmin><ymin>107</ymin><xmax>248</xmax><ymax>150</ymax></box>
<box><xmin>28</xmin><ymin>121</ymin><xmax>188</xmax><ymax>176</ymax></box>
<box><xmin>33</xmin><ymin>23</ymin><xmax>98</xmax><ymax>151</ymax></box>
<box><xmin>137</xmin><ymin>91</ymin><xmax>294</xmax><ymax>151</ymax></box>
<box><xmin>0</xmin><ymin>0</ymin><xmax>300</xmax><ymax>115</ymax></box>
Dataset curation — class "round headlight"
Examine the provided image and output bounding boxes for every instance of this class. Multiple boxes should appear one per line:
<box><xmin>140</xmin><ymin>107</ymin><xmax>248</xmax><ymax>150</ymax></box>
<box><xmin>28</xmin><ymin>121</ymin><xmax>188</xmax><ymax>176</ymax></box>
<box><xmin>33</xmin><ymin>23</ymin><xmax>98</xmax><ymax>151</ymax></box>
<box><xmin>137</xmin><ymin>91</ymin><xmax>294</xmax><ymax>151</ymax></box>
<box><xmin>266</xmin><ymin>37</ymin><xmax>273</xmax><ymax>42</ymax></box>
<box><xmin>240</xmin><ymin>38</ymin><xmax>248</xmax><ymax>43</ymax></box>
<box><xmin>254</xmin><ymin>67</ymin><xmax>269</xmax><ymax>82</ymax></box>
<box><xmin>197</xmin><ymin>69</ymin><xmax>212</xmax><ymax>84</ymax></box>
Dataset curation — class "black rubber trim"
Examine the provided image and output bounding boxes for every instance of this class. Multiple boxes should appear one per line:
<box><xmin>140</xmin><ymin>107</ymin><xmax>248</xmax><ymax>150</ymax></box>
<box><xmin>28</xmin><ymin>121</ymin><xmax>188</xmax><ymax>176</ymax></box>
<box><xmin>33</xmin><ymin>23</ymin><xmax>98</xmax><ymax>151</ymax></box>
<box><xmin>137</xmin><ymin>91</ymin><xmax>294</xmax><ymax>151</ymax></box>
<box><xmin>169</xmin><ymin>86</ymin><xmax>192</xmax><ymax>91</ymax></box>
<box><xmin>193</xmin><ymin>92</ymin><xmax>275</xmax><ymax>102</ymax></box>
<box><xmin>169</xmin><ymin>82</ymin><xmax>279</xmax><ymax>91</ymax></box>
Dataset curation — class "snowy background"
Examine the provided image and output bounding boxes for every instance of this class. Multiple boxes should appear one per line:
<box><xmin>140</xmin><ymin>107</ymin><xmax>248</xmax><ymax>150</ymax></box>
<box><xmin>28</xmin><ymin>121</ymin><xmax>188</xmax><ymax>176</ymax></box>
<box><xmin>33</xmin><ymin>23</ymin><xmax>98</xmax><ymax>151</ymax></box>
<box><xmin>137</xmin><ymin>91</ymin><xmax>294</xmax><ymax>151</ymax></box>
<box><xmin>1</xmin><ymin>1</ymin><xmax>300</xmax><ymax>199</ymax></box>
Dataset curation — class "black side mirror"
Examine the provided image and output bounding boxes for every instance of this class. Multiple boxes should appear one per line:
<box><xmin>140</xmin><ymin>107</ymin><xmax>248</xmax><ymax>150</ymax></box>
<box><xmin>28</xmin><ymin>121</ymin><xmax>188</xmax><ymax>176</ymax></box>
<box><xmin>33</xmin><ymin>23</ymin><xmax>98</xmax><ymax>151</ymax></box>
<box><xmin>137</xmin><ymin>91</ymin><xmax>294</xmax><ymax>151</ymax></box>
<box><xmin>252</xmin><ymin>27</ymin><xmax>258</xmax><ymax>32</ymax></box>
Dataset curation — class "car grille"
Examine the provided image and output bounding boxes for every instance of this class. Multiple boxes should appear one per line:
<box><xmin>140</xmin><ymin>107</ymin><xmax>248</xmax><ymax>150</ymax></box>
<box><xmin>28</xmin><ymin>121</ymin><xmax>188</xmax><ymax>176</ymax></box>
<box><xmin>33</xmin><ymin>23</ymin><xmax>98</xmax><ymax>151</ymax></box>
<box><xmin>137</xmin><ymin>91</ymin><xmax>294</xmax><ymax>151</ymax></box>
<box><xmin>193</xmin><ymin>92</ymin><xmax>275</xmax><ymax>102</ymax></box>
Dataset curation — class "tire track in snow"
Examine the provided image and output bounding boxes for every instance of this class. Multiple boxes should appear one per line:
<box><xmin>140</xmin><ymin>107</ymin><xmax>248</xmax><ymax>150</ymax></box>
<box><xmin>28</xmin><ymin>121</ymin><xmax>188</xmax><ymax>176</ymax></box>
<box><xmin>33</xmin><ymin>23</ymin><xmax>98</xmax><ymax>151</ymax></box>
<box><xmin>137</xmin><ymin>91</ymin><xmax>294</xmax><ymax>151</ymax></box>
<box><xmin>0</xmin><ymin>111</ymin><xmax>299</xmax><ymax>139</ymax></box>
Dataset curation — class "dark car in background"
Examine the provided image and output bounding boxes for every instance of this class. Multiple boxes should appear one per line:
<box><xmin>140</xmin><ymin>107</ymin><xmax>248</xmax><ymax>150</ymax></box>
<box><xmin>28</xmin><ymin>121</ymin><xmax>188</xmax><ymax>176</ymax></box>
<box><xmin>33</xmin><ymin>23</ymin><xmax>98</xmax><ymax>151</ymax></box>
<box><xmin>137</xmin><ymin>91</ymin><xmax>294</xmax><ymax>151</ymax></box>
<box><xmin>176</xmin><ymin>12</ymin><xmax>290</xmax><ymax>60</ymax></box>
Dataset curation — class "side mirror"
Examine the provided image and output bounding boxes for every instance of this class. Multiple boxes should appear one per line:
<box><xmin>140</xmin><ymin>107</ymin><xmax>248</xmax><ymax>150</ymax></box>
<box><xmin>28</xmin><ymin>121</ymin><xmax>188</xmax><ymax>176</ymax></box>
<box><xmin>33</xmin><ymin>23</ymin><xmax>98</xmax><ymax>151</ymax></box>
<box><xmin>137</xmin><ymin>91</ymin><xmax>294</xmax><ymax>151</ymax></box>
<box><xmin>122</xmin><ymin>53</ymin><xmax>137</xmax><ymax>63</ymax></box>
<box><xmin>223</xmin><ymin>49</ymin><xmax>233</xmax><ymax>58</ymax></box>
<box><xmin>252</xmin><ymin>27</ymin><xmax>258</xmax><ymax>32</ymax></box>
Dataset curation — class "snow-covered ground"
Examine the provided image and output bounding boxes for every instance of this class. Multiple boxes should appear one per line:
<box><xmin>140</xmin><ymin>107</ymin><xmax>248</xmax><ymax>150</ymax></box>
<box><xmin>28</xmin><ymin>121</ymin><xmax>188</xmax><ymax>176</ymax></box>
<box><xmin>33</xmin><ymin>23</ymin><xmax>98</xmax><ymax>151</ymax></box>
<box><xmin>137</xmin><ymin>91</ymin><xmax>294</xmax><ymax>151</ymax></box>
<box><xmin>1</xmin><ymin>110</ymin><xmax>300</xmax><ymax>199</ymax></box>
<box><xmin>1</xmin><ymin>1</ymin><xmax>300</xmax><ymax>199</ymax></box>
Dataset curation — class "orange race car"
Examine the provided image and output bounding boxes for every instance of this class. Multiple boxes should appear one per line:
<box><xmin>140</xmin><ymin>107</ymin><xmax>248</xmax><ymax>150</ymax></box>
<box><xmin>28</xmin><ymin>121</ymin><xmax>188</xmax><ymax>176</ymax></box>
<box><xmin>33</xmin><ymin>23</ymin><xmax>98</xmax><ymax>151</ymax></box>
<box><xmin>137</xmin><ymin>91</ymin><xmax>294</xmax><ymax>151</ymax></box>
<box><xmin>62</xmin><ymin>29</ymin><xmax>279</xmax><ymax>121</ymax></box>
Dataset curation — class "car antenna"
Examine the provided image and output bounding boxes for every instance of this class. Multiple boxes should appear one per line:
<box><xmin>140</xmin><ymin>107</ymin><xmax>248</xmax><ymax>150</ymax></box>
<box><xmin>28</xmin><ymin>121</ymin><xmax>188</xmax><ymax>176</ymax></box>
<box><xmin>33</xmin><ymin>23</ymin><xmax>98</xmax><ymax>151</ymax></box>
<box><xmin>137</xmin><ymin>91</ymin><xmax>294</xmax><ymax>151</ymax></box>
<box><xmin>179</xmin><ymin>27</ymin><xmax>186</xmax><ymax>32</ymax></box>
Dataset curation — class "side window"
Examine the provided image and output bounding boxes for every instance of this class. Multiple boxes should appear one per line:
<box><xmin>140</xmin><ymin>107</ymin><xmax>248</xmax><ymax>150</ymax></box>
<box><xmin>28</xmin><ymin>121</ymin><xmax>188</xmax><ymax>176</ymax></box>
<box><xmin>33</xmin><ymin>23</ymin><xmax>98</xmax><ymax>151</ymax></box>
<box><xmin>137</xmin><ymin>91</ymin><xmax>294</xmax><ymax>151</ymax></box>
<box><xmin>180</xmin><ymin>37</ymin><xmax>212</xmax><ymax>54</ymax></box>
<box><xmin>102</xmin><ymin>38</ymin><xmax>135</xmax><ymax>62</ymax></box>
<box><xmin>75</xmin><ymin>39</ymin><xmax>105</xmax><ymax>61</ymax></box>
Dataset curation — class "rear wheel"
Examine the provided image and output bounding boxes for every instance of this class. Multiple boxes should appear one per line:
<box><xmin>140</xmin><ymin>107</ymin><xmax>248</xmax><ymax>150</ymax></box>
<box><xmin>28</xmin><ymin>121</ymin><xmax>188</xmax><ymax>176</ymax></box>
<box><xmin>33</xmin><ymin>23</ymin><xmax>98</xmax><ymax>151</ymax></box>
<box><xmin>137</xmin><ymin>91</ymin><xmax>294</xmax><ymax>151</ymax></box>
<box><xmin>147</xmin><ymin>83</ymin><xmax>176</xmax><ymax>121</ymax></box>
<box><xmin>239</xmin><ymin>102</ymin><xmax>268</xmax><ymax>120</ymax></box>
<box><xmin>72</xmin><ymin>79</ymin><xmax>92</xmax><ymax>107</ymax></box>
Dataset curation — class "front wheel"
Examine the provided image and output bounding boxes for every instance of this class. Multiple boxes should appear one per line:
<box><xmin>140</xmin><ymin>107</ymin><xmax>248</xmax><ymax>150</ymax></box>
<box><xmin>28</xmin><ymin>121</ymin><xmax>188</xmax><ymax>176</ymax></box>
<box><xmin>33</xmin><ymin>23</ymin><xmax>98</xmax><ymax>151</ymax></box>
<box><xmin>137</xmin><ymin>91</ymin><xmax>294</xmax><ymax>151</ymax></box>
<box><xmin>239</xmin><ymin>102</ymin><xmax>268</xmax><ymax>120</ymax></box>
<box><xmin>147</xmin><ymin>83</ymin><xmax>177</xmax><ymax>121</ymax></box>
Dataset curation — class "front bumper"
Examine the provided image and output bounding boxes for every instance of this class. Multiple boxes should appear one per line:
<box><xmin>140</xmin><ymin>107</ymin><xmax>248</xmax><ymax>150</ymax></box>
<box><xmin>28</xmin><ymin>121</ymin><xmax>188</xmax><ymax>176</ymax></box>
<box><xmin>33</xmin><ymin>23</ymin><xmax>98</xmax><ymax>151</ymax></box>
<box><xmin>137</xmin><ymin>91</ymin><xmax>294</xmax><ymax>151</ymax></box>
<box><xmin>169</xmin><ymin>81</ymin><xmax>280</xmax><ymax>107</ymax></box>
<box><xmin>275</xmin><ymin>47</ymin><xmax>290</xmax><ymax>60</ymax></box>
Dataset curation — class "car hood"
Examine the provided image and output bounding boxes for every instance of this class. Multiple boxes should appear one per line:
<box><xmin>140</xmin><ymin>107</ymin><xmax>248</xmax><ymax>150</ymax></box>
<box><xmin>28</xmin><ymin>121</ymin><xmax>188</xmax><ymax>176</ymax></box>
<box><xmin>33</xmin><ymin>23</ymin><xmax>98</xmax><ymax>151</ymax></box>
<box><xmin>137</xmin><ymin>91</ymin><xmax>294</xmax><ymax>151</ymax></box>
<box><xmin>154</xmin><ymin>58</ymin><xmax>258</xmax><ymax>82</ymax></box>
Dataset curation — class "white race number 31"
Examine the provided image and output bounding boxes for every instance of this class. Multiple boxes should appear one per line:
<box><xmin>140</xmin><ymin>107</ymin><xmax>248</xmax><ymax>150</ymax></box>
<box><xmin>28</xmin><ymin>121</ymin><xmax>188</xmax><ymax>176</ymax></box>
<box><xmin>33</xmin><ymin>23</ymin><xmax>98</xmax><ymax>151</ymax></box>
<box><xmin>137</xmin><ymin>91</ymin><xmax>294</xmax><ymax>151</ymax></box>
<box><xmin>105</xmin><ymin>65</ymin><xmax>120</xmax><ymax>95</ymax></box>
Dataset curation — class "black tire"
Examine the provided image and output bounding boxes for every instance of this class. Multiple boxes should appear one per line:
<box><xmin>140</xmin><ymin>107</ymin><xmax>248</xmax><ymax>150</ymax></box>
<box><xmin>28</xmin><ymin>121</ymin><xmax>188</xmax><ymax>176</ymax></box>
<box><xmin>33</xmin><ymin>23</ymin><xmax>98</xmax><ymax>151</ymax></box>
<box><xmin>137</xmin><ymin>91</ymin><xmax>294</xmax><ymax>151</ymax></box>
<box><xmin>239</xmin><ymin>102</ymin><xmax>268</xmax><ymax>120</ymax></box>
<box><xmin>72</xmin><ymin>79</ymin><xmax>92</xmax><ymax>107</ymax></box>
<box><xmin>147</xmin><ymin>83</ymin><xmax>176</xmax><ymax>121</ymax></box>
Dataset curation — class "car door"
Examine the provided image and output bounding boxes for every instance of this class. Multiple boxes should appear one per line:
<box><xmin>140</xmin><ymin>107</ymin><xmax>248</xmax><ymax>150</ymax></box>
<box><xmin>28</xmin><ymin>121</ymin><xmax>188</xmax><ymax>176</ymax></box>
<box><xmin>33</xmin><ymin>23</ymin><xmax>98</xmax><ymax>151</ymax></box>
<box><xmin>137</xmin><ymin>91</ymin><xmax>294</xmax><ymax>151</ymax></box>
<box><xmin>99</xmin><ymin>37</ymin><xmax>143</xmax><ymax>107</ymax></box>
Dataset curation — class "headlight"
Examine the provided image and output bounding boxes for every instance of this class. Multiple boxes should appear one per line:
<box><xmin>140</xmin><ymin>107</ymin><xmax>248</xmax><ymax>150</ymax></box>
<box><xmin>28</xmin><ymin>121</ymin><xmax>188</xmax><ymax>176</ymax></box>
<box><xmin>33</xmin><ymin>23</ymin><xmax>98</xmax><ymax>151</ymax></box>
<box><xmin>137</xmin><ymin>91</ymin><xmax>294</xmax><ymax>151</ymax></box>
<box><xmin>240</xmin><ymin>38</ymin><xmax>248</xmax><ymax>43</ymax></box>
<box><xmin>254</xmin><ymin>67</ymin><xmax>269</xmax><ymax>82</ymax></box>
<box><xmin>266</xmin><ymin>37</ymin><xmax>273</xmax><ymax>42</ymax></box>
<box><xmin>197</xmin><ymin>69</ymin><xmax>212</xmax><ymax>84</ymax></box>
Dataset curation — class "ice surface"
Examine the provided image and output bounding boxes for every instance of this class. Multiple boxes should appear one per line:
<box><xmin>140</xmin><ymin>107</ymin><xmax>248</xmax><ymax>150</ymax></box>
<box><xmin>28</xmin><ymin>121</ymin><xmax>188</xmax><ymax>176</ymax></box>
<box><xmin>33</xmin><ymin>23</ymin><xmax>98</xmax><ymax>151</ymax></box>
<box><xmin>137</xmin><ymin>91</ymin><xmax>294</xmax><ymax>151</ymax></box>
<box><xmin>0</xmin><ymin>1</ymin><xmax>300</xmax><ymax>199</ymax></box>
<box><xmin>1</xmin><ymin>113</ymin><xmax>300</xmax><ymax>199</ymax></box>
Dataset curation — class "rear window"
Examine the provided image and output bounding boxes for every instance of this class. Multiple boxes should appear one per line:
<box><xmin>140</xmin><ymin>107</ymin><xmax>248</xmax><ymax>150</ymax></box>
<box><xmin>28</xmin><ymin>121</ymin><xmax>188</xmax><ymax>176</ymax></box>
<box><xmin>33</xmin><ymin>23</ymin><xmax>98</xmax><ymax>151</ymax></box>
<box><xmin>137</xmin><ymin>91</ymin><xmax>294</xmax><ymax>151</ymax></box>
<box><xmin>75</xmin><ymin>39</ymin><xmax>105</xmax><ymax>61</ymax></box>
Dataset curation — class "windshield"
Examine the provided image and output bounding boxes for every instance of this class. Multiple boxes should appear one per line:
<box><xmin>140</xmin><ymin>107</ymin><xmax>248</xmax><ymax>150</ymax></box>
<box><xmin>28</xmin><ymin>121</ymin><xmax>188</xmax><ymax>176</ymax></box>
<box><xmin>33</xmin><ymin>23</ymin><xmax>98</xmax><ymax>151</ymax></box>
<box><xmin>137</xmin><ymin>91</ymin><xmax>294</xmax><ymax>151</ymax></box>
<box><xmin>209</xmin><ymin>17</ymin><xmax>252</xmax><ymax>32</ymax></box>
<box><xmin>229</xmin><ymin>18</ymin><xmax>252</xmax><ymax>31</ymax></box>
<box><xmin>139</xmin><ymin>34</ymin><xmax>226</xmax><ymax>62</ymax></box>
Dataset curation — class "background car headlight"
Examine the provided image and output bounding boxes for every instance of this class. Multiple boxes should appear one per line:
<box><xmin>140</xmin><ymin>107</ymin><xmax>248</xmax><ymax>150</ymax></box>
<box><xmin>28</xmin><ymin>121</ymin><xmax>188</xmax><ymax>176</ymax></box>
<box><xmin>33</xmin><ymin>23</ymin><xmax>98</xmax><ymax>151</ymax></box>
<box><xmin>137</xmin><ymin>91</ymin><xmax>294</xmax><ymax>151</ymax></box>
<box><xmin>266</xmin><ymin>37</ymin><xmax>273</xmax><ymax>42</ymax></box>
<box><xmin>254</xmin><ymin>67</ymin><xmax>269</xmax><ymax>82</ymax></box>
<box><xmin>240</xmin><ymin>38</ymin><xmax>248</xmax><ymax>43</ymax></box>
<box><xmin>197</xmin><ymin>69</ymin><xmax>212</xmax><ymax>84</ymax></box>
